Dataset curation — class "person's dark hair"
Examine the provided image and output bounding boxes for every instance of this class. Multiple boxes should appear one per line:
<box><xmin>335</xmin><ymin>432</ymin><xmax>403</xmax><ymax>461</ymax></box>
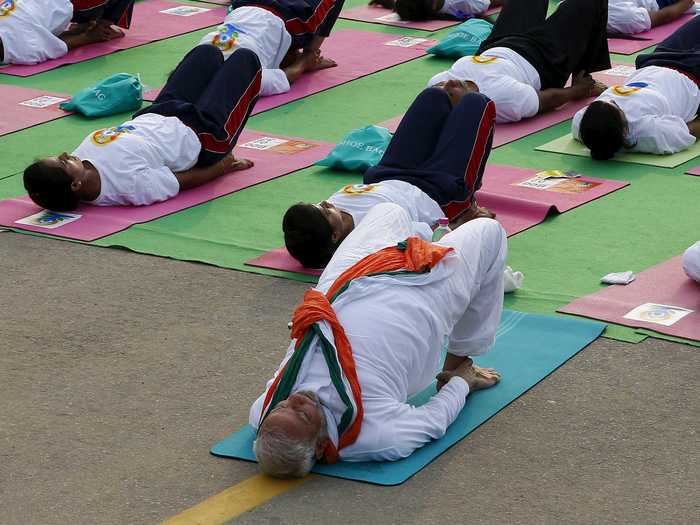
<box><xmin>283</xmin><ymin>203</ymin><xmax>336</xmax><ymax>269</ymax></box>
<box><xmin>23</xmin><ymin>160</ymin><xmax>80</xmax><ymax>211</ymax></box>
<box><xmin>395</xmin><ymin>0</ymin><xmax>434</xmax><ymax>21</ymax></box>
<box><xmin>579</xmin><ymin>101</ymin><xmax>627</xmax><ymax>161</ymax></box>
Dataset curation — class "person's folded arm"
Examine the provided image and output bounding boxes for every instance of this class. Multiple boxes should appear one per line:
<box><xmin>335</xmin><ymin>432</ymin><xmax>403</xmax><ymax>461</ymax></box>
<box><xmin>649</xmin><ymin>0</ymin><xmax>695</xmax><ymax>28</ymax></box>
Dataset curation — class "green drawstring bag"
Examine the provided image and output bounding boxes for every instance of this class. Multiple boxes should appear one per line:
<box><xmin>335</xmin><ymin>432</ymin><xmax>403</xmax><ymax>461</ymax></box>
<box><xmin>316</xmin><ymin>125</ymin><xmax>392</xmax><ymax>172</ymax></box>
<box><xmin>60</xmin><ymin>73</ymin><xmax>143</xmax><ymax>117</ymax></box>
<box><xmin>427</xmin><ymin>19</ymin><xmax>493</xmax><ymax>58</ymax></box>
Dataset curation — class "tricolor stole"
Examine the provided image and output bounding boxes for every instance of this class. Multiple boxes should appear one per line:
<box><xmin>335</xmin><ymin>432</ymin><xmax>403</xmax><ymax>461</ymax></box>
<box><xmin>258</xmin><ymin>237</ymin><xmax>454</xmax><ymax>463</ymax></box>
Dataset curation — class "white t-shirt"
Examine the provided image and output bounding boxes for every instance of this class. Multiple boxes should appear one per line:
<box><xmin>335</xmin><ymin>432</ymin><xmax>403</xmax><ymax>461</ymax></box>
<box><xmin>607</xmin><ymin>0</ymin><xmax>657</xmax><ymax>34</ymax></box>
<box><xmin>73</xmin><ymin>114</ymin><xmax>201</xmax><ymax>206</ymax></box>
<box><xmin>683</xmin><ymin>240</ymin><xmax>700</xmax><ymax>282</ymax></box>
<box><xmin>0</xmin><ymin>0</ymin><xmax>72</xmax><ymax>65</ymax></box>
<box><xmin>572</xmin><ymin>66</ymin><xmax>700</xmax><ymax>155</ymax></box>
<box><xmin>198</xmin><ymin>7</ymin><xmax>291</xmax><ymax>96</ymax></box>
<box><xmin>327</xmin><ymin>179</ymin><xmax>444</xmax><ymax>239</ymax></box>
<box><xmin>250</xmin><ymin>204</ymin><xmax>507</xmax><ymax>462</ymax></box>
<box><xmin>428</xmin><ymin>47</ymin><xmax>541</xmax><ymax>123</ymax></box>
<box><xmin>438</xmin><ymin>0</ymin><xmax>491</xmax><ymax>19</ymax></box>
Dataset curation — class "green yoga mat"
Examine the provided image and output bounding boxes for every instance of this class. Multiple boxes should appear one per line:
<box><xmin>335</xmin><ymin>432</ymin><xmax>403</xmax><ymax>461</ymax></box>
<box><xmin>537</xmin><ymin>134</ymin><xmax>700</xmax><ymax>168</ymax></box>
<box><xmin>210</xmin><ymin>310</ymin><xmax>606</xmax><ymax>485</ymax></box>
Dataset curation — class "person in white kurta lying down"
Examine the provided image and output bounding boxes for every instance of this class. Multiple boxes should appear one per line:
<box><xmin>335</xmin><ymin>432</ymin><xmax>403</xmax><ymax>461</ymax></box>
<box><xmin>573</xmin><ymin>15</ymin><xmax>700</xmax><ymax>159</ymax></box>
<box><xmin>683</xmin><ymin>241</ymin><xmax>700</xmax><ymax>282</ymax></box>
<box><xmin>196</xmin><ymin>0</ymin><xmax>345</xmax><ymax>96</ymax></box>
<box><xmin>0</xmin><ymin>0</ymin><xmax>124</xmax><ymax>65</ymax></box>
<box><xmin>367</xmin><ymin>0</ymin><xmax>503</xmax><ymax>21</ymax></box>
<box><xmin>607</xmin><ymin>0</ymin><xmax>696</xmax><ymax>36</ymax></box>
<box><xmin>249</xmin><ymin>203</ymin><xmax>505</xmax><ymax>477</ymax></box>
<box><xmin>426</xmin><ymin>0</ymin><xmax>611</xmax><ymax>123</ymax></box>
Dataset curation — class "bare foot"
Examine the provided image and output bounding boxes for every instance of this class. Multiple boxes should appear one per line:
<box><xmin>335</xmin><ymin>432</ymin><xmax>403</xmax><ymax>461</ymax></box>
<box><xmin>312</xmin><ymin>56</ymin><xmax>337</xmax><ymax>71</ymax></box>
<box><xmin>219</xmin><ymin>154</ymin><xmax>254</xmax><ymax>173</ymax></box>
<box><xmin>436</xmin><ymin>361</ymin><xmax>500</xmax><ymax>392</ymax></box>
<box><xmin>450</xmin><ymin>202</ymin><xmax>496</xmax><ymax>229</ymax></box>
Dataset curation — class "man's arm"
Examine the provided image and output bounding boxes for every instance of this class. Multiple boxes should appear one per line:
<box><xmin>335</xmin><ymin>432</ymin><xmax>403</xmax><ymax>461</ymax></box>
<box><xmin>649</xmin><ymin>0</ymin><xmax>695</xmax><ymax>28</ymax></box>
<box><xmin>175</xmin><ymin>154</ymin><xmax>253</xmax><ymax>191</ymax></box>
<box><xmin>687</xmin><ymin>117</ymin><xmax>700</xmax><ymax>140</ymax></box>
<box><xmin>537</xmin><ymin>72</ymin><xmax>606</xmax><ymax>114</ymax></box>
<box><xmin>59</xmin><ymin>24</ymin><xmax>124</xmax><ymax>50</ymax></box>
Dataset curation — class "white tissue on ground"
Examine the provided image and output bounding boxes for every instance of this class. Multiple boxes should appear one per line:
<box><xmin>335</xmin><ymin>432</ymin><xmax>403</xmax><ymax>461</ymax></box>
<box><xmin>601</xmin><ymin>271</ymin><xmax>636</xmax><ymax>285</ymax></box>
<box><xmin>504</xmin><ymin>266</ymin><xmax>524</xmax><ymax>293</ymax></box>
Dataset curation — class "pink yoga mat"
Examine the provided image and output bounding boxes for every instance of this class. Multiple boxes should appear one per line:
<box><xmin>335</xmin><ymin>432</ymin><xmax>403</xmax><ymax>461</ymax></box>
<box><xmin>685</xmin><ymin>165</ymin><xmax>700</xmax><ymax>176</ymax></box>
<box><xmin>0</xmin><ymin>131</ymin><xmax>333</xmax><ymax>241</ymax></box>
<box><xmin>559</xmin><ymin>256</ymin><xmax>700</xmax><ymax>341</ymax></box>
<box><xmin>246</xmin><ymin>165</ymin><xmax>629</xmax><ymax>275</ymax></box>
<box><xmin>378</xmin><ymin>65</ymin><xmax>634</xmax><ymax>146</ymax></box>
<box><xmin>608</xmin><ymin>13</ymin><xmax>695</xmax><ymax>55</ymax></box>
<box><xmin>340</xmin><ymin>5</ymin><xmax>499</xmax><ymax>31</ymax></box>
<box><xmin>0</xmin><ymin>1</ymin><xmax>226</xmax><ymax>77</ymax></box>
<box><xmin>144</xmin><ymin>29</ymin><xmax>434</xmax><ymax>107</ymax></box>
<box><xmin>0</xmin><ymin>85</ymin><xmax>72</xmax><ymax>137</ymax></box>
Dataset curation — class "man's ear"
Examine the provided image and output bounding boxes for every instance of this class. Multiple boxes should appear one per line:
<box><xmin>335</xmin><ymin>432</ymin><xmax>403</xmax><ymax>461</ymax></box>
<box><xmin>314</xmin><ymin>436</ymin><xmax>331</xmax><ymax>460</ymax></box>
<box><xmin>70</xmin><ymin>179</ymin><xmax>82</xmax><ymax>194</ymax></box>
<box><xmin>330</xmin><ymin>229</ymin><xmax>341</xmax><ymax>243</ymax></box>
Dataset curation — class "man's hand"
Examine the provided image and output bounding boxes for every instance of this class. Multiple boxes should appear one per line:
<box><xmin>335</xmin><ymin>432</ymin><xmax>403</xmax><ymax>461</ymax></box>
<box><xmin>436</xmin><ymin>359</ymin><xmax>500</xmax><ymax>392</ymax></box>
<box><xmin>218</xmin><ymin>153</ymin><xmax>254</xmax><ymax>173</ymax></box>
<box><xmin>369</xmin><ymin>0</ymin><xmax>396</xmax><ymax>8</ymax></box>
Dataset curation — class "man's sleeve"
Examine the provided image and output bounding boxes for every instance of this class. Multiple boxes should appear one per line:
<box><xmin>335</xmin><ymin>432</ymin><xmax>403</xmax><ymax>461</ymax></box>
<box><xmin>370</xmin><ymin>378</ymin><xmax>469</xmax><ymax>461</ymax></box>
<box><xmin>633</xmin><ymin>115</ymin><xmax>696</xmax><ymax>155</ymax></box>
<box><xmin>500</xmin><ymin>77</ymin><xmax>539</xmax><ymax>122</ymax></box>
<box><xmin>607</xmin><ymin>2</ymin><xmax>651</xmax><ymax>34</ymax></box>
<box><xmin>128</xmin><ymin>167</ymin><xmax>180</xmax><ymax>206</ymax></box>
<box><xmin>261</xmin><ymin>68</ymin><xmax>291</xmax><ymax>96</ymax></box>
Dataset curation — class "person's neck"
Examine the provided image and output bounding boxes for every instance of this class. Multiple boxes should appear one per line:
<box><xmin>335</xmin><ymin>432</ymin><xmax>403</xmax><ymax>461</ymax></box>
<box><xmin>78</xmin><ymin>161</ymin><xmax>102</xmax><ymax>202</ymax></box>
<box><xmin>340</xmin><ymin>210</ymin><xmax>355</xmax><ymax>239</ymax></box>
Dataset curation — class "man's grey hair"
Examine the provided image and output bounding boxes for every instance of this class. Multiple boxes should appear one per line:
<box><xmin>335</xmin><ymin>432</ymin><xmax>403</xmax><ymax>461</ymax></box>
<box><xmin>253</xmin><ymin>390</ymin><xmax>328</xmax><ymax>479</ymax></box>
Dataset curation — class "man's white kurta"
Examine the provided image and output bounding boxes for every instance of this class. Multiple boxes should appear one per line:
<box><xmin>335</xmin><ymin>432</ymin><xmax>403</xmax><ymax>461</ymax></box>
<box><xmin>250</xmin><ymin>203</ymin><xmax>507</xmax><ymax>462</ymax></box>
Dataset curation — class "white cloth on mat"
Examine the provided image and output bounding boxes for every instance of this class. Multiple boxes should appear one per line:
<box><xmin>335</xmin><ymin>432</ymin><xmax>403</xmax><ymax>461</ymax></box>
<box><xmin>682</xmin><ymin>241</ymin><xmax>700</xmax><ymax>282</ymax></box>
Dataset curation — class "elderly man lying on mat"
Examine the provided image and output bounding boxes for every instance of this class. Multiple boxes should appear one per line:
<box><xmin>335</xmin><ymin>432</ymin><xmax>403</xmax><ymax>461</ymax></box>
<box><xmin>249</xmin><ymin>202</ymin><xmax>505</xmax><ymax>477</ymax></box>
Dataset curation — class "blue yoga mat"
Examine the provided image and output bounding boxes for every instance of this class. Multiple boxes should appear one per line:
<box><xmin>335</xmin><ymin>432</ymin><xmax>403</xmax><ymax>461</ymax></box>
<box><xmin>211</xmin><ymin>310</ymin><xmax>605</xmax><ymax>485</ymax></box>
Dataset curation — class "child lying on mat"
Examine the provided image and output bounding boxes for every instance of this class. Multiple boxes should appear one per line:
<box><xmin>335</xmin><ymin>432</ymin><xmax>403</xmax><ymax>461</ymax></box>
<box><xmin>251</xmin><ymin>203</ymin><xmax>504</xmax><ymax>476</ymax></box>
<box><xmin>283</xmin><ymin>82</ymin><xmax>495</xmax><ymax>268</ymax></box>
<box><xmin>368</xmin><ymin>0</ymin><xmax>502</xmax><ymax>21</ymax></box>
<box><xmin>683</xmin><ymin>241</ymin><xmax>700</xmax><ymax>282</ymax></box>
<box><xmin>0</xmin><ymin>0</ymin><xmax>125</xmax><ymax>65</ymax></box>
<box><xmin>607</xmin><ymin>0</ymin><xmax>696</xmax><ymax>36</ymax></box>
<box><xmin>196</xmin><ymin>0</ymin><xmax>344</xmax><ymax>96</ymax></box>
<box><xmin>427</xmin><ymin>0</ymin><xmax>610</xmax><ymax>123</ymax></box>
<box><xmin>23</xmin><ymin>45</ymin><xmax>260</xmax><ymax>210</ymax></box>
<box><xmin>573</xmin><ymin>15</ymin><xmax>700</xmax><ymax>158</ymax></box>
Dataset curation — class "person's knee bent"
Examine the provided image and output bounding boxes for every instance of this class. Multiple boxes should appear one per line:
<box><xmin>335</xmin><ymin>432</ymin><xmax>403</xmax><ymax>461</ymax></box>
<box><xmin>189</xmin><ymin>43</ymin><xmax>225</xmax><ymax>66</ymax></box>
<box><xmin>228</xmin><ymin>47</ymin><xmax>262</xmax><ymax>73</ymax></box>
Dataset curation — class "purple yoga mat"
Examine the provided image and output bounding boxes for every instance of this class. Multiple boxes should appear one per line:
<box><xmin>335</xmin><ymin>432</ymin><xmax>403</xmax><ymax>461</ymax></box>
<box><xmin>559</xmin><ymin>257</ymin><xmax>700</xmax><ymax>341</ymax></box>
<box><xmin>0</xmin><ymin>85</ymin><xmax>72</xmax><ymax>137</ymax></box>
<box><xmin>608</xmin><ymin>13</ymin><xmax>695</xmax><ymax>55</ymax></box>
<box><xmin>685</xmin><ymin>165</ymin><xmax>700</xmax><ymax>176</ymax></box>
<box><xmin>144</xmin><ymin>29</ymin><xmax>435</xmax><ymax>107</ymax></box>
<box><xmin>0</xmin><ymin>131</ymin><xmax>333</xmax><ymax>241</ymax></box>
<box><xmin>245</xmin><ymin>165</ymin><xmax>629</xmax><ymax>275</ymax></box>
<box><xmin>379</xmin><ymin>64</ymin><xmax>634</xmax><ymax>147</ymax></box>
<box><xmin>0</xmin><ymin>1</ymin><xmax>226</xmax><ymax>77</ymax></box>
<box><xmin>340</xmin><ymin>5</ymin><xmax>500</xmax><ymax>31</ymax></box>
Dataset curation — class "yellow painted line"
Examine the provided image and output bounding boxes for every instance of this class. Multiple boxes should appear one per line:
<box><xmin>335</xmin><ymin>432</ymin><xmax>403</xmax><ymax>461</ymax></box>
<box><xmin>159</xmin><ymin>474</ymin><xmax>310</xmax><ymax>525</ymax></box>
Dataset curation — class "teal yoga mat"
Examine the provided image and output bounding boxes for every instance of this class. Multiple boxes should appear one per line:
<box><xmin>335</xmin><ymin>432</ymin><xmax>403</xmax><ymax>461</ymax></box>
<box><xmin>210</xmin><ymin>310</ymin><xmax>606</xmax><ymax>485</ymax></box>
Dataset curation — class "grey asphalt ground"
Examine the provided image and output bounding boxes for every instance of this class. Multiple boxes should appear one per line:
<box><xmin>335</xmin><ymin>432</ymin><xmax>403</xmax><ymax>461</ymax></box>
<box><xmin>1</xmin><ymin>231</ymin><xmax>698</xmax><ymax>525</ymax></box>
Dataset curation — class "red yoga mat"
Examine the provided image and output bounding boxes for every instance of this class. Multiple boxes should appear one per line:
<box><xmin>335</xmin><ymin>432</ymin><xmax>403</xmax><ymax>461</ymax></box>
<box><xmin>379</xmin><ymin>64</ymin><xmax>635</xmax><ymax>147</ymax></box>
<box><xmin>144</xmin><ymin>29</ymin><xmax>435</xmax><ymax>109</ymax></box>
<box><xmin>0</xmin><ymin>1</ymin><xmax>226</xmax><ymax>77</ymax></box>
<box><xmin>245</xmin><ymin>165</ymin><xmax>629</xmax><ymax>276</ymax></box>
<box><xmin>340</xmin><ymin>5</ymin><xmax>500</xmax><ymax>32</ymax></box>
<box><xmin>0</xmin><ymin>85</ymin><xmax>72</xmax><ymax>137</ymax></box>
<box><xmin>608</xmin><ymin>13</ymin><xmax>695</xmax><ymax>55</ymax></box>
<box><xmin>0</xmin><ymin>131</ymin><xmax>333</xmax><ymax>241</ymax></box>
<box><xmin>559</xmin><ymin>256</ymin><xmax>700</xmax><ymax>342</ymax></box>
